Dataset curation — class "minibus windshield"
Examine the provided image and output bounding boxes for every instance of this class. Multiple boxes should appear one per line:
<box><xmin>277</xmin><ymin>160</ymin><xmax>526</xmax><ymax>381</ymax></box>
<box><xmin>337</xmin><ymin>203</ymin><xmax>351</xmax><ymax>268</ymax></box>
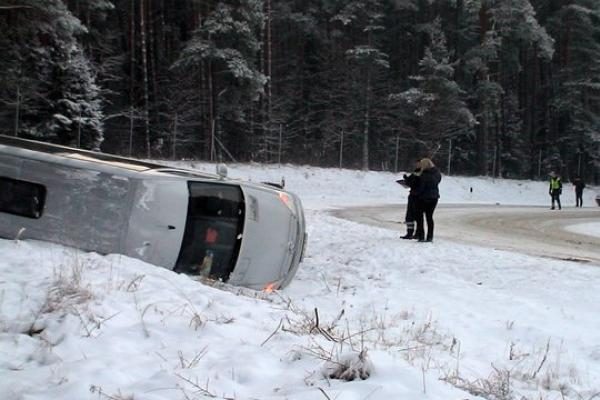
<box><xmin>174</xmin><ymin>182</ymin><xmax>244</xmax><ymax>281</ymax></box>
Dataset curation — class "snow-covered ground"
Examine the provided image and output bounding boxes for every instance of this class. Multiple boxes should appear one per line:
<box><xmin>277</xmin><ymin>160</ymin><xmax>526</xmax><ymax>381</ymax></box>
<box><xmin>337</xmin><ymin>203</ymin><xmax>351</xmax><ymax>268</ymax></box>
<box><xmin>565</xmin><ymin>222</ymin><xmax>600</xmax><ymax>239</ymax></box>
<box><xmin>1</xmin><ymin>163</ymin><xmax>599</xmax><ymax>400</ymax></box>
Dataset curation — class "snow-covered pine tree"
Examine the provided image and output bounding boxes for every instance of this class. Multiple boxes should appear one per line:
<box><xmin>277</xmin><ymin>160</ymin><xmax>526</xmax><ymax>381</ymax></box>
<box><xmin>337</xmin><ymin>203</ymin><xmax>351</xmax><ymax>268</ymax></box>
<box><xmin>173</xmin><ymin>0</ymin><xmax>267</xmax><ymax>161</ymax></box>
<box><xmin>45</xmin><ymin>41</ymin><xmax>104</xmax><ymax>150</ymax></box>
<box><xmin>490</xmin><ymin>0</ymin><xmax>554</xmax><ymax>178</ymax></box>
<box><xmin>546</xmin><ymin>0</ymin><xmax>600</xmax><ymax>178</ymax></box>
<box><xmin>0</xmin><ymin>0</ymin><xmax>104</xmax><ymax>149</ymax></box>
<box><xmin>460</xmin><ymin>0</ymin><xmax>554</xmax><ymax>176</ymax></box>
<box><xmin>332</xmin><ymin>0</ymin><xmax>390</xmax><ymax>171</ymax></box>
<box><xmin>0</xmin><ymin>37</ymin><xmax>40</xmax><ymax>137</ymax></box>
<box><xmin>395</xmin><ymin>17</ymin><xmax>475</xmax><ymax>155</ymax></box>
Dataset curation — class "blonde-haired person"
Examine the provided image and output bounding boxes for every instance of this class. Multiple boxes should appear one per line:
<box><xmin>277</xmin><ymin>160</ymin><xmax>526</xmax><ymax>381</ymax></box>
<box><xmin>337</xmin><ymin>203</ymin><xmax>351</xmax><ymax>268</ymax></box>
<box><xmin>413</xmin><ymin>157</ymin><xmax>442</xmax><ymax>242</ymax></box>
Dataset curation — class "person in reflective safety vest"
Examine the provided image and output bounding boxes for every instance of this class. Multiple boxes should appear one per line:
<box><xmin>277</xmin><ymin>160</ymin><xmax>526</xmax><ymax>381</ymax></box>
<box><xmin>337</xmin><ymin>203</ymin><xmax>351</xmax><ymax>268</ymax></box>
<box><xmin>549</xmin><ymin>172</ymin><xmax>562</xmax><ymax>210</ymax></box>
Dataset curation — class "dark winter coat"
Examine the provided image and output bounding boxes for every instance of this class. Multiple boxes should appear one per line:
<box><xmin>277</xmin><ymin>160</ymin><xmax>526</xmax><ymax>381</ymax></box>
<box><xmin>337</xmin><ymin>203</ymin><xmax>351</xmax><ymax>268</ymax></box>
<box><xmin>414</xmin><ymin>167</ymin><xmax>442</xmax><ymax>200</ymax></box>
<box><xmin>574</xmin><ymin>179</ymin><xmax>586</xmax><ymax>194</ymax></box>
<box><xmin>403</xmin><ymin>171</ymin><xmax>421</xmax><ymax>222</ymax></box>
<box><xmin>404</xmin><ymin>172</ymin><xmax>420</xmax><ymax>196</ymax></box>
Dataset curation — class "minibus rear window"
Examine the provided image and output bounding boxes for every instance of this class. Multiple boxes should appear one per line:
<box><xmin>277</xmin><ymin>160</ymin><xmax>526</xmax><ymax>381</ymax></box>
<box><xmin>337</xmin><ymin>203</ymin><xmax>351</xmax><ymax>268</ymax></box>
<box><xmin>0</xmin><ymin>177</ymin><xmax>46</xmax><ymax>219</ymax></box>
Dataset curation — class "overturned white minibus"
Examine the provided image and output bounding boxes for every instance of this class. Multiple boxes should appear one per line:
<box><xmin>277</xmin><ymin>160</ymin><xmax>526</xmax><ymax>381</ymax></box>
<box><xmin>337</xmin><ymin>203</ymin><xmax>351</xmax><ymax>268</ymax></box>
<box><xmin>0</xmin><ymin>135</ymin><xmax>306</xmax><ymax>290</ymax></box>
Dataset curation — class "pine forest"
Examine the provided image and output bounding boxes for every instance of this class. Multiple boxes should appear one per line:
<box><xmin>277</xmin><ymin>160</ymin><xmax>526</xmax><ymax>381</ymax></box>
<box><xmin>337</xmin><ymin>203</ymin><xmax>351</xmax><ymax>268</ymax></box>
<box><xmin>0</xmin><ymin>0</ymin><xmax>599</xmax><ymax>182</ymax></box>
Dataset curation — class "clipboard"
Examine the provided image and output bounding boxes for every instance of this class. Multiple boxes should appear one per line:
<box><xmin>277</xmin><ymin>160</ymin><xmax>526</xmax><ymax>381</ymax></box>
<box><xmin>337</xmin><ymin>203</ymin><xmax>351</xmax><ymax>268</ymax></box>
<box><xmin>396</xmin><ymin>179</ymin><xmax>409</xmax><ymax>188</ymax></box>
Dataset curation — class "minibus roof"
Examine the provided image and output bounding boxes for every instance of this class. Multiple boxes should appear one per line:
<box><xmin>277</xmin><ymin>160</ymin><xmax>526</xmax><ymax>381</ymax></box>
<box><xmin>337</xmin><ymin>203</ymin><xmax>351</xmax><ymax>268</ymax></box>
<box><xmin>0</xmin><ymin>135</ymin><xmax>164</xmax><ymax>171</ymax></box>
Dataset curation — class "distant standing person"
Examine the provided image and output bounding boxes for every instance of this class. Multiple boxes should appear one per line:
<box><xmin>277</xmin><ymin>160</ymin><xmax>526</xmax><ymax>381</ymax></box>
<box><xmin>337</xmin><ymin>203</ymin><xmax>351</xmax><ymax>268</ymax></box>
<box><xmin>549</xmin><ymin>172</ymin><xmax>562</xmax><ymax>210</ymax></box>
<box><xmin>414</xmin><ymin>158</ymin><xmax>442</xmax><ymax>242</ymax></box>
<box><xmin>398</xmin><ymin>163</ymin><xmax>421</xmax><ymax>239</ymax></box>
<box><xmin>573</xmin><ymin>176</ymin><xmax>585</xmax><ymax>207</ymax></box>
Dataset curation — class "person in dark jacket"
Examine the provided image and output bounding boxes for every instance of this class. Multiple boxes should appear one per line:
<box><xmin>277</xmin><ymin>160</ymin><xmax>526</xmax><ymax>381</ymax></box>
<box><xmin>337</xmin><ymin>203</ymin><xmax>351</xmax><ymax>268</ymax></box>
<box><xmin>399</xmin><ymin>163</ymin><xmax>421</xmax><ymax>239</ymax></box>
<box><xmin>549</xmin><ymin>172</ymin><xmax>562</xmax><ymax>210</ymax></box>
<box><xmin>414</xmin><ymin>158</ymin><xmax>442</xmax><ymax>242</ymax></box>
<box><xmin>573</xmin><ymin>176</ymin><xmax>585</xmax><ymax>207</ymax></box>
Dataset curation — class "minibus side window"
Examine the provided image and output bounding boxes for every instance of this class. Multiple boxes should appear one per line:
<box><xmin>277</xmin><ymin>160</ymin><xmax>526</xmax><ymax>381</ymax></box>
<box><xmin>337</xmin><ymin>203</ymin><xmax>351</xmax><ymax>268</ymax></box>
<box><xmin>0</xmin><ymin>177</ymin><xmax>46</xmax><ymax>219</ymax></box>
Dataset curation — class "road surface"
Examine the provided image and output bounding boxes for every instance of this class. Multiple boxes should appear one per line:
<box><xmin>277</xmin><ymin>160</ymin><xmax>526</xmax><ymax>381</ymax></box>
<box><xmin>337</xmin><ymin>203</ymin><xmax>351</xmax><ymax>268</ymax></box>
<box><xmin>332</xmin><ymin>204</ymin><xmax>600</xmax><ymax>265</ymax></box>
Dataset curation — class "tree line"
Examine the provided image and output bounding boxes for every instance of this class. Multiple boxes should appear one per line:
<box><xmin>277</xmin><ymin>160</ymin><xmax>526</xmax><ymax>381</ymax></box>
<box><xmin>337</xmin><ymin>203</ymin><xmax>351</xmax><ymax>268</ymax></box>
<box><xmin>0</xmin><ymin>0</ymin><xmax>599</xmax><ymax>182</ymax></box>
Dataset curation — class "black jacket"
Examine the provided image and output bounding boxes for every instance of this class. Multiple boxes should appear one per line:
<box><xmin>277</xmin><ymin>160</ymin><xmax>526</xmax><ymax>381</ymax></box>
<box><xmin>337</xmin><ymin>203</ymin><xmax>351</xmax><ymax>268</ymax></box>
<box><xmin>415</xmin><ymin>167</ymin><xmax>442</xmax><ymax>200</ymax></box>
<box><xmin>574</xmin><ymin>179</ymin><xmax>585</xmax><ymax>193</ymax></box>
<box><xmin>404</xmin><ymin>172</ymin><xmax>421</xmax><ymax>196</ymax></box>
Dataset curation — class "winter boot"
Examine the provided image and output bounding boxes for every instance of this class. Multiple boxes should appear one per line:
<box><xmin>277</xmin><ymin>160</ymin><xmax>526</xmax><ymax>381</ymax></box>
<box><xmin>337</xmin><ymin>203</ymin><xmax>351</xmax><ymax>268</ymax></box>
<box><xmin>401</xmin><ymin>222</ymin><xmax>415</xmax><ymax>239</ymax></box>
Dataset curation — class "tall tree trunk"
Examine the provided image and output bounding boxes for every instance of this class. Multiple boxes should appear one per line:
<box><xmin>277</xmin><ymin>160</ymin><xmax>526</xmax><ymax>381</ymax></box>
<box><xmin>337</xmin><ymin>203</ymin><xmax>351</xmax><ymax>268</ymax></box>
<box><xmin>140</xmin><ymin>0</ymin><xmax>151</xmax><ymax>158</ymax></box>
<box><xmin>362</xmin><ymin>65</ymin><xmax>371</xmax><ymax>171</ymax></box>
<box><xmin>172</xmin><ymin>112</ymin><xmax>178</xmax><ymax>160</ymax></box>
<box><xmin>208</xmin><ymin>53</ymin><xmax>214</xmax><ymax>161</ymax></box>
<box><xmin>495</xmin><ymin>110</ymin><xmax>501</xmax><ymax>177</ymax></box>
<box><xmin>14</xmin><ymin>83</ymin><xmax>20</xmax><ymax>137</ymax></box>
<box><xmin>148</xmin><ymin>0</ymin><xmax>159</xmax><ymax>122</ymax></box>
<box><xmin>477</xmin><ymin>113</ymin><xmax>489</xmax><ymax>175</ymax></box>
<box><xmin>266</xmin><ymin>0</ymin><xmax>272</xmax><ymax>133</ymax></box>
<box><xmin>160</xmin><ymin>0</ymin><xmax>167</xmax><ymax>58</ymax></box>
<box><xmin>527</xmin><ymin>48</ymin><xmax>540</xmax><ymax>177</ymax></box>
<box><xmin>258</xmin><ymin>1</ymin><xmax>268</xmax><ymax>161</ymax></box>
<box><xmin>198</xmin><ymin>10</ymin><xmax>209</xmax><ymax>159</ymax></box>
<box><xmin>129</xmin><ymin>0</ymin><xmax>136</xmax><ymax>157</ymax></box>
<box><xmin>476</xmin><ymin>4</ymin><xmax>490</xmax><ymax>175</ymax></box>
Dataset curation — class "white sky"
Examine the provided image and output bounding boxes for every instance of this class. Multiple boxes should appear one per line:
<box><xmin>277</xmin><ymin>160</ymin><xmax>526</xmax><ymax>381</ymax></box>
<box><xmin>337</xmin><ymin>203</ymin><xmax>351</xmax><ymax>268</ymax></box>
<box><xmin>1</xmin><ymin>163</ymin><xmax>598</xmax><ymax>400</ymax></box>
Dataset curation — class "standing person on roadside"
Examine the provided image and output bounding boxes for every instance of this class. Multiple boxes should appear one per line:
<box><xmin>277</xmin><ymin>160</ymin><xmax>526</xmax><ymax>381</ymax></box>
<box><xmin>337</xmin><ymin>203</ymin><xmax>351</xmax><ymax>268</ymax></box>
<box><xmin>399</xmin><ymin>162</ymin><xmax>421</xmax><ymax>239</ymax></box>
<box><xmin>414</xmin><ymin>158</ymin><xmax>442</xmax><ymax>242</ymax></box>
<box><xmin>573</xmin><ymin>176</ymin><xmax>585</xmax><ymax>207</ymax></box>
<box><xmin>549</xmin><ymin>172</ymin><xmax>562</xmax><ymax>210</ymax></box>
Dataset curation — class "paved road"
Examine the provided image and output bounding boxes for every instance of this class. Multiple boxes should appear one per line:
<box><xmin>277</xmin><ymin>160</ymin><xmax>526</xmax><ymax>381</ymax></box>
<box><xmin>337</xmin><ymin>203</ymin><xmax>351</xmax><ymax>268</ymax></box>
<box><xmin>332</xmin><ymin>204</ymin><xmax>600</xmax><ymax>265</ymax></box>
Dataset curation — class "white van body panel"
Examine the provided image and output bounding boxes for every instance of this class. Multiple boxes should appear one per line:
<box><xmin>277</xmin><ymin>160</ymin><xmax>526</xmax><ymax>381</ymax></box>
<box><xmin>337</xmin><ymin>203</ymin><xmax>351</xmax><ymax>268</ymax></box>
<box><xmin>0</xmin><ymin>152</ymin><xmax>133</xmax><ymax>253</ymax></box>
<box><xmin>125</xmin><ymin>179</ymin><xmax>188</xmax><ymax>268</ymax></box>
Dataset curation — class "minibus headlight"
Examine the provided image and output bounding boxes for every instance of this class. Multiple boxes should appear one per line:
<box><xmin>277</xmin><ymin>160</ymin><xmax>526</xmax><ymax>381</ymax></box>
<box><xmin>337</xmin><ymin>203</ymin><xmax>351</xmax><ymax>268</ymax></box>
<box><xmin>278</xmin><ymin>192</ymin><xmax>297</xmax><ymax>214</ymax></box>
